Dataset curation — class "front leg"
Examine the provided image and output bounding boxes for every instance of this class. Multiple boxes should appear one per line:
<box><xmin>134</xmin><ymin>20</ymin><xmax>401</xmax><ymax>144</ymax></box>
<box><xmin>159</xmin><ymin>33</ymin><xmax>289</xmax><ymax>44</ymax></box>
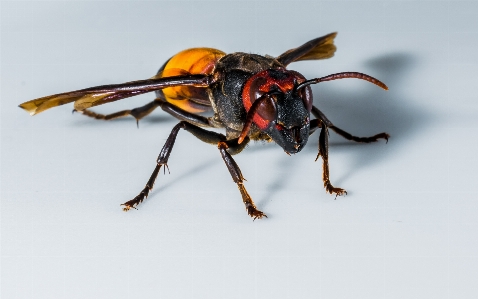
<box><xmin>218</xmin><ymin>140</ymin><xmax>267</xmax><ymax>220</ymax></box>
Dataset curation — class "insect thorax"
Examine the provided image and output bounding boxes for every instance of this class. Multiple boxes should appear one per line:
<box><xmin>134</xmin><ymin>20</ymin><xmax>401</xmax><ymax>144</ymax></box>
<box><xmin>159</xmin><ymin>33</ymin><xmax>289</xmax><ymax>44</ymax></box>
<box><xmin>209</xmin><ymin>53</ymin><xmax>284</xmax><ymax>139</ymax></box>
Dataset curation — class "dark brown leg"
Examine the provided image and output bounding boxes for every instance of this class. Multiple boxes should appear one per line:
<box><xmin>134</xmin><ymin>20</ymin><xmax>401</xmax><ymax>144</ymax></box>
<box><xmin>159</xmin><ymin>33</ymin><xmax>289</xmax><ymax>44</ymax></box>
<box><xmin>312</xmin><ymin>105</ymin><xmax>389</xmax><ymax>143</ymax></box>
<box><xmin>316</xmin><ymin>123</ymin><xmax>347</xmax><ymax>197</ymax></box>
<box><xmin>329</xmin><ymin>126</ymin><xmax>389</xmax><ymax>143</ymax></box>
<box><xmin>121</xmin><ymin>121</ymin><xmax>265</xmax><ymax>219</ymax></box>
<box><xmin>74</xmin><ymin>98</ymin><xmax>223</xmax><ymax>129</ymax></box>
<box><xmin>121</xmin><ymin>163</ymin><xmax>162</xmax><ymax>211</ymax></box>
<box><xmin>74</xmin><ymin>100</ymin><xmax>160</xmax><ymax>127</ymax></box>
<box><xmin>308</xmin><ymin>119</ymin><xmax>322</xmax><ymax>135</ymax></box>
<box><xmin>157</xmin><ymin>99</ymin><xmax>223</xmax><ymax>128</ymax></box>
<box><xmin>218</xmin><ymin>141</ymin><xmax>267</xmax><ymax>220</ymax></box>
<box><xmin>121</xmin><ymin>120</ymin><xmax>183</xmax><ymax>211</ymax></box>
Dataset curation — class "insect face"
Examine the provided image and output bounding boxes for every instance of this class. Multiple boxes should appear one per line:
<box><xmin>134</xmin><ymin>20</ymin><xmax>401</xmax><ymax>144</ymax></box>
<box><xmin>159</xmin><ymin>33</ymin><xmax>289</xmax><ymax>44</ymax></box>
<box><xmin>268</xmin><ymin>89</ymin><xmax>311</xmax><ymax>154</ymax></box>
<box><xmin>242</xmin><ymin>69</ymin><xmax>312</xmax><ymax>154</ymax></box>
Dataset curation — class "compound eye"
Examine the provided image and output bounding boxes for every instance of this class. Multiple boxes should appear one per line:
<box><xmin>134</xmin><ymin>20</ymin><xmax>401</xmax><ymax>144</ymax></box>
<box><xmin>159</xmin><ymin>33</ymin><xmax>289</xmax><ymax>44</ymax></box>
<box><xmin>299</xmin><ymin>85</ymin><xmax>313</xmax><ymax>112</ymax></box>
<box><xmin>249</xmin><ymin>76</ymin><xmax>267</xmax><ymax>101</ymax></box>
<box><xmin>257</xmin><ymin>95</ymin><xmax>278</xmax><ymax>121</ymax></box>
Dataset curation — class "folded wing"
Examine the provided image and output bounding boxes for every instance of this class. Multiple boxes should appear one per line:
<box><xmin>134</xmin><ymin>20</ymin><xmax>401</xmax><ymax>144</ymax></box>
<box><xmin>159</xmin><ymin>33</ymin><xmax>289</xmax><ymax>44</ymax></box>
<box><xmin>276</xmin><ymin>32</ymin><xmax>337</xmax><ymax>66</ymax></box>
<box><xmin>19</xmin><ymin>73</ymin><xmax>213</xmax><ymax>115</ymax></box>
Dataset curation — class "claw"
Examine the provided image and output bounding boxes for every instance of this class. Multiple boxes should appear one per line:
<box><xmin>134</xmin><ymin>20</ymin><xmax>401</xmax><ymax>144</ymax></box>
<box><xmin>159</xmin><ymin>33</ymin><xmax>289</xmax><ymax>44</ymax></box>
<box><xmin>246</xmin><ymin>205</ymin><xmax>267</xmax><ymax>220</ymax></box>
<box><xmin>121</xmin><ymin>203</ymin><xmax>138</xmax><ymax>212</ymax></box>
<box><xmin>325</xmin><ymin>182</ymin><xmax>347</xmax><ymax>198</ymax></box>
<box><xmin>121</xmin><ymin>190</ymin><xmax>148</xmax><ymax>211</ymax></box>
<box><xmin>383</xmin><ymin>133</ymin><xmax>390</xmax><ymax>144</ymax></box>
<box><xmin>252</xmin><ymin>212</ymin><xmax>268</xmax><ymax>221</ymax></box>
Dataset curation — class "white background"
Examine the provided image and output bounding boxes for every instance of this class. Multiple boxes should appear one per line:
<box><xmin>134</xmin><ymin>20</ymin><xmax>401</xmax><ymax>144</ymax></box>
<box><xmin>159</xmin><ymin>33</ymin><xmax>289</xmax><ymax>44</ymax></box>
<box><xmin>2</xmin><ymin>1</ymin><xmax>478</xmax><ymax>298</ymax></box>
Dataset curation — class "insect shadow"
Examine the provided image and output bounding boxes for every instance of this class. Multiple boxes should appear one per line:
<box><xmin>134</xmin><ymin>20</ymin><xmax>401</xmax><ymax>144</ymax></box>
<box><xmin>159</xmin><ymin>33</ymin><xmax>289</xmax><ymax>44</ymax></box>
<box><xmin>154</xmin><ymin>158</ymin><xmax>218</xmax><ymax>193</ymax></box>
<box><xmin>302</xmin><ymin>52</ymin><xmax>432</xmax><ymax>185</ymax></box>
<box><xmin>238</xmin><ymin>52</ymin><xmax>429</xmax><ymax>197</ymax></box>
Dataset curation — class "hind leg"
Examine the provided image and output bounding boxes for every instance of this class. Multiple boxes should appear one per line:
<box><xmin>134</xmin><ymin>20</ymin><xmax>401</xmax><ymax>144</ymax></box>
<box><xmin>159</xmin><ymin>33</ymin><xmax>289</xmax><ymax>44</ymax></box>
<box><xmin>74</xmin><ymin>98</ymin><xmax>223</xmax><ymax>128</ymax></box>
<box><xmin>74</xmin><ymin>100</ymin><xmax>160</xmax><ymax>127</ymax></box>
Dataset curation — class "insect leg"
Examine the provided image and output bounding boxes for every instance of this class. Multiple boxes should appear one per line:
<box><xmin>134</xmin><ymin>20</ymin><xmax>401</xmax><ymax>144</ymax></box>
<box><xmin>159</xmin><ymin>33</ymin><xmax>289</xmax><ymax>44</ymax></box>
<box><xmin>74</xmin><ymin>100</ymin><xmax>160</xmax><ymax>126</ymax></box>
<box><xmin>121</xmin><ymin>121</ymin><xmax>265</xmax><ymax>219</ymax></box>
<box><xmin>157</xmin><ymin>98</ymin><xmax>224</xmax><ymax>128</ymax></box>
<box><xmin>329</xmin><ymin>126</ymin><xmax>389</xmax><ymax>143</ymax></box>
<box><xmin>312</xmin><ymin>106</ymin><xmax>389</xmax><ymax>143</ymax></box>
<box><xmin>308</xmin><ymin>119</ymin><xmax>322</xmax><ymax>135</ymax></box>
<box><xmin>316</xmin><ymin>121</ymin><xmax>347</xmax><ymax>197</ymax></box>
<box><xmin>121</xmin><ymin>121</ymin><xmax>185</xmax><ymax>211</ymax></box>
<box><xmin>74</xmin><ymin>97</ymin><xmax>223</xmax><ymax>129</ymax></box>
<box><xmin>218</xmin><ymin>140</ymin><xmax>267</xmax><ymax>220</ymax></box>
<box><xmin>121</xmin><ymin>121</ymin><xmax>224</xmax><ymax>210</ymax></box>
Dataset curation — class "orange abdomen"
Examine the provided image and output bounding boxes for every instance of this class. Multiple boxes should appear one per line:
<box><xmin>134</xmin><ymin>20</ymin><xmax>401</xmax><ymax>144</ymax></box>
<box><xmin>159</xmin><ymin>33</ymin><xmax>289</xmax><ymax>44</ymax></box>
<box><xmin>158</xmin><ymin>48</ymin><xmax>225</xmax><ymax>113</ymax></box>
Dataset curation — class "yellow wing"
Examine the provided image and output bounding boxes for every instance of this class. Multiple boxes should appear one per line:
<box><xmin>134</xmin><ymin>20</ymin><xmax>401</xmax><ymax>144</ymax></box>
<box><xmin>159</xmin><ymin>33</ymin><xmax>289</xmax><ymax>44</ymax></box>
<box><xmin>276</xmin><ymin>32</ymin><xmax>337</xmax><ymax>66</ymax></box>
<box><xmin>19</xmin><ymin>74</ymin><xmax>213</xmax><ymax>115</ymax></box>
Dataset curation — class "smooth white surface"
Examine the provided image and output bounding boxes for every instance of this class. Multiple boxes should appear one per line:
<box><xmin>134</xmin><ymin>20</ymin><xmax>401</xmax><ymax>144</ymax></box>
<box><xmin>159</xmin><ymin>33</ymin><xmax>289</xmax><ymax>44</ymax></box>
<box><xmin>2</xmin><ymin>1</ymin><xmax>478</xmax><ymax>298</ymax></box>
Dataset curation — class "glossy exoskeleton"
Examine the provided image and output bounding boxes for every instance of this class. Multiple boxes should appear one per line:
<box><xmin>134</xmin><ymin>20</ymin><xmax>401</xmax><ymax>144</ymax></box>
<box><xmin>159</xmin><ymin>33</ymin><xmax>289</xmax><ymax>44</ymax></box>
<box><xmin>19</xmin><ymin>32</ymin><xmax>389</xmax><ymax>219</ymax></box>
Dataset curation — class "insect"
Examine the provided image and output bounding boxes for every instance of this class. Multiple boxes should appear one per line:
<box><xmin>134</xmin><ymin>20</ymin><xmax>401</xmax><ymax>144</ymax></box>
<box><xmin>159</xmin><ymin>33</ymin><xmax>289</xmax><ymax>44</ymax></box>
<box><xmin>19</xmin><ymin>32</ymin><xmax>389</xmax><ymax>219</ymax></box>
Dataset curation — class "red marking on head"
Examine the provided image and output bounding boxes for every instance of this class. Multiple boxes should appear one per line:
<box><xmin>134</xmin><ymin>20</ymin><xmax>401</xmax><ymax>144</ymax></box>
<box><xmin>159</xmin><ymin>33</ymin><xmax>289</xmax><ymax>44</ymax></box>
<box><xmin>242</xmin><ymin>69</ymin><xmax>305</xmax><ymax>130</ymax></box>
